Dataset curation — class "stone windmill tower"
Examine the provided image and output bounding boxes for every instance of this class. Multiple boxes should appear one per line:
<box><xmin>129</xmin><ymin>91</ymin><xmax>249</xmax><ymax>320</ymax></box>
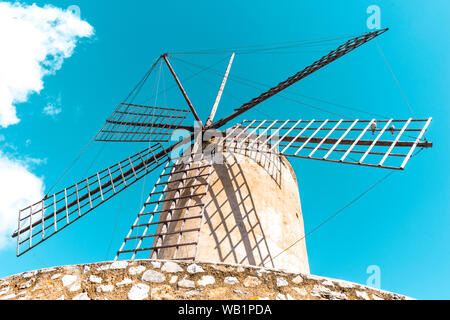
<box><xmin>11</xmin><ymin>28</ymin><xmax>433</xmax><ymax>279</ymax></box>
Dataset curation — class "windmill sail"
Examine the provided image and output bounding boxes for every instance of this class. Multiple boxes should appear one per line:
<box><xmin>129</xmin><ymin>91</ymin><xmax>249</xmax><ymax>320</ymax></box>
<box><xmin>211</xmin><ymin>28</ymin><xmax>389</xmax><ymax>129</ymax></box>
<box><xmin>223</xmin><ymin>118</ymin><xmax>433</xmax><ymax>170</ymax></box>
<box><xmin>12</xmin><ymin>143</ymin><xmax>168</xmax><ymax>257</ymax></box>
<box><xmin>116</xmin><ymin>153</ymin><xmax>213</xmax><ymax>261</ymax></box>
<box><xmin>95</xmin><ymin>103</ymin><xmax>192</xmax><ymax>142</ymax></box>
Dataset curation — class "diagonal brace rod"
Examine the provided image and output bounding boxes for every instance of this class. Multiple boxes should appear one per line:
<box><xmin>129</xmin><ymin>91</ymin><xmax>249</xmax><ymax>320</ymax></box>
<box><xmin>163</xmin><ymin>54</ymin><xmax>203</xmax><ymax>128</ymax></box>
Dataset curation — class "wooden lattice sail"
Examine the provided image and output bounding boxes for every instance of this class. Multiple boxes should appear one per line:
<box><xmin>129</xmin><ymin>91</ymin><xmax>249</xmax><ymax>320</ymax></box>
<box><xmin>13</xmin><ymin>144</ymin><xmax>168</xmax><ymax>256</ymax></box>
<box><xmin>96</xmin><ymin>103</ymin><xmax>191</xmax><ymax>142</ymax></box>
<box><xmin>116</xmin><ymin>153</ymin><xmax>213</xmax><ymax>261</ymax></box>
<box><xmin>226</xmin><ymin>118</ymin><xmax>432</xmax><ymax>170</ymax></box>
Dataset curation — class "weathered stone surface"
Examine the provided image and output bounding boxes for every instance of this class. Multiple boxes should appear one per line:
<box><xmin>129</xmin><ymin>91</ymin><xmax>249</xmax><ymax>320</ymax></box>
<box><xmin>22</xmin><ymin>271</ymin><xmax>37</xmax><ymax>278</ymax></box>
<box><xmin>169</xmin><ymin>276</ymin><xmax>178</xmax><ymax>284</ymax></box>
<box><xmin>128</xmin><ymin>266</ymin><xmax>146</xmax><ymax>275</ymax></box>
<box><xmin>293</xmin><ymin>287</ymin><xmax>307</xmax><ymax>296</ymax></box>
<box><xmin>161</xmin><ymin>261</ymin><xmax>183</xmax><ymax>273</ymax></box>
<box><xmin>151</xmin><ymin>285</ymin><xmax>175</xmax><ymax>300</ymax></box>
<box><xmin>224</xmin><ymin>277</ymin><xmax>239</xmax><ymax>285</ymax></box>
<box><xmin>184</xmin><ymin>290</ymin><xmax>200</xmax><ymax>298</ymax></box>
<box><xmin>201</xmin><ymin>287</ymin><xmax>220</xmax><ymax>299</ymax></box>
<box><xmin>73</xmin><ymin>292</ymin><xmax>90</xmax><ymax>300</ymax></box>
<box><xmin>311</xmin><ymin>285</ymin><xmax>333</xmax><ymax>299</ymax></box>
<box><xmin>198</xmin><ymin>275</ymin><xmax>215</xmax><ymax>286</ymax></box>
<box><xmin>178</xmin><ymin>277</ymin><xmax>196</xmax><ymax>288</ymax></box>
<box><xmin>310</xmin><ymin>285</ymin><xmax>348</xmax><ymax>300</ymax></box>
<box><xmin>69</xmin><ymin>283</ymin><xmax>81</xmax><ymax>292</ymax></box>
<box><xmin>0</xmin><ymin>260</ymin><xmax>411</xmax><ymax>301</ymax></box>
<box><xmin>356</xmin><ymin>290</ymin><xmax>370</xmax><ymax>300</ymax></box>
<box><xmin>256</xmin><ymin>269</ymin><xmax>269</xmax><ymax>277</ymax></box>
<box><xmin>117</xmin><ymin>278</ymin><xmax>133</xmax><ymax>287</ymax></box>
<box><xmin>292</xmin><ymin>275</ymin><xmax>303</xmax><ymax>284</ymax></box>
<box><xmin>330</xmin><ymin>291</ymin><xmax>348</xmax><ymax>300</ymax></box>
<box><xmin>187</xmin><ymin>264</ymin><xmax>204</xmax><ymax>274</ymax></box>
<box><xmin>96</xmin><ymin>265</ymin><xmax>110</xmax><ymax>271</ymax></box>
<box><xmin>0</xmin><ymin>287</ymin><xmax>9</xmax><ymax>296</ymax></box>
<box><xmin>110</xmin><ymin>261</ymin><xmax>128</xmax><ymax>270</ymax></box>
<box><xmin>62</xmin><ymin>275</ymin><xmax>77</xmax><ymax>287</ymax></box>
<box><xmin>243</xmin><ymin>276</ymin><xmax>261</xmax><ymax>288</ymax></box>
<box><xmin>233</xmin><ymin>289</ymin><xmax>248</xmax><ymax>295</ymax></box>
<box><xmin>89</xmin><ymin>275</ymin><xmax>102</xmax><ymax>284</ymax></box>
<box><xmin>322</xmin><ymin>280</ymin><xmax>335</xmax><ymax>287</ymax></box>
<box><xmin>334</xmin><ymin>280</ymin><xmax>354</xmax><ymax>288</ymax></box>
<box><xmin>0</xmin><ymin>294</ymin><xmax>16</xmax><ymax>300</ymax></box>
<box><xmin>20</xmin><ymin>280</ymin><xmax>33</xmax><ymax>289</ymax></box>
<box><xmin>128</xmin><ymin>283</ymin><xmax>149</xmax><ymax>300</ymax></box>
<box><xmin>97</xmin><ymin>285</ymin><xmax>114</xmax><ymax>293</ymax></box>
<box><xmin>276</xmin><ymin>293</ymin><xmax>287</xmax><ymax>300</ymax></box>
<box><xmin>142</xmin><ymin>270</ymin><xmax>165</xmax><ymax>283</ymax></box>
<box><xmin>276</xmin><ymin>277</ymin><xmax>288</xmax><ymax>287</ymax></box>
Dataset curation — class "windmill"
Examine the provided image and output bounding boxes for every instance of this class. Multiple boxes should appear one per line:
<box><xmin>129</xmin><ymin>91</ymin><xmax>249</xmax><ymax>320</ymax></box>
<box><xmin>12</xmin><ymin>28</ymin><xmax>433</xmax><ymax>273</ymax></box>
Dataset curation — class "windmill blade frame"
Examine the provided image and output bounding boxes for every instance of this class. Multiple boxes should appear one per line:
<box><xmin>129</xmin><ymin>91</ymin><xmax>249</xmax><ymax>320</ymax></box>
<box><xmin>221</xmin><ymin>118</ymin><xmax>433</xmax><ymax>170</ymax></box>
<box><xmin>12</xmin><ymin>143</ymin><xmax>169</xmax><ymax>257</ymax></box>
<box><xmin>116</xmin><ymin>152</ymin><xmax>213</xmax><ymax>261</ymax></box>
<box><xmin>210</xmin><ymin>28</ymin><xmax>389</xmax><ymax>130</ymax></box>
<box><xmin>95</xmin><ymin>103</ymin><xmax>193</xmax><ymax>142</ymax></box>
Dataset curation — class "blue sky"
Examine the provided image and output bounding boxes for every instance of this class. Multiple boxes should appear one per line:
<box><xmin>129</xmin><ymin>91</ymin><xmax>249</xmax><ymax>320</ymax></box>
<box><xmin>0</xmin><ymin>0</ymin><xmax>448</xmax><ymax>299</ymax></box>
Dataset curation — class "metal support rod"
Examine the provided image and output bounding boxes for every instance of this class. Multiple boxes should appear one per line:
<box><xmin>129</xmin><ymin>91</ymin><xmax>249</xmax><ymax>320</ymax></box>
<box><xmin>206</xmin><ymin>53</ymin><xmax>235</xmax><ymax>127</ymax></box>
<box><xmin>280</xmin><ymin>133</ymin><xmax>430</xmax><ymax>148</ymax></box>
<box><xmin>163</xmin><ymin>54</ymin><xmax>203</xmax><ymax>128</ymax></box>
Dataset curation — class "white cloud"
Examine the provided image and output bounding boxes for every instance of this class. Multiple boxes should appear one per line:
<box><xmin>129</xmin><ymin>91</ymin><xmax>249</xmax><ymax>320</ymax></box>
<box><xmin>43</xmin><ymin>95</ymin><xmax>62</xmax><ymax>116</ymax></box>
<box><xmin>0</xmin><ymin>2</ymin><xmax>94</xmax><ymax>128</ymax></box>
<box><xmin>43</xmin><ymin>104</ymin><xmax>62</xmax><ymax>116</ymax></box>
<box><xmin>0</xmin><ymin>3</ymin><xmax>94</xmax><ymax>249</ymax></box>
<box><xmin>0</xmin><ymin>151</ymin><xmax>45</xmax><ymax>249</ymax></box>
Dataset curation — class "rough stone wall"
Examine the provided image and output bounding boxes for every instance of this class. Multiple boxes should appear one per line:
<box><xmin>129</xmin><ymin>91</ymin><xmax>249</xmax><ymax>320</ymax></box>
<box><xmin>0</xmin><ymin>260</ymin><xmax>410</xmax><ymax>300</ymax></box>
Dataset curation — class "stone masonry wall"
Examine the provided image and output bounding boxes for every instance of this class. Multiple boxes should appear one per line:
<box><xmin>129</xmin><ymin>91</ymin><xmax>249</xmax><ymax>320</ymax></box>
<box><xmin>0</xmin><ymin>260</ymin><xmax>410</xmax><ymax>300</ymax></box>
